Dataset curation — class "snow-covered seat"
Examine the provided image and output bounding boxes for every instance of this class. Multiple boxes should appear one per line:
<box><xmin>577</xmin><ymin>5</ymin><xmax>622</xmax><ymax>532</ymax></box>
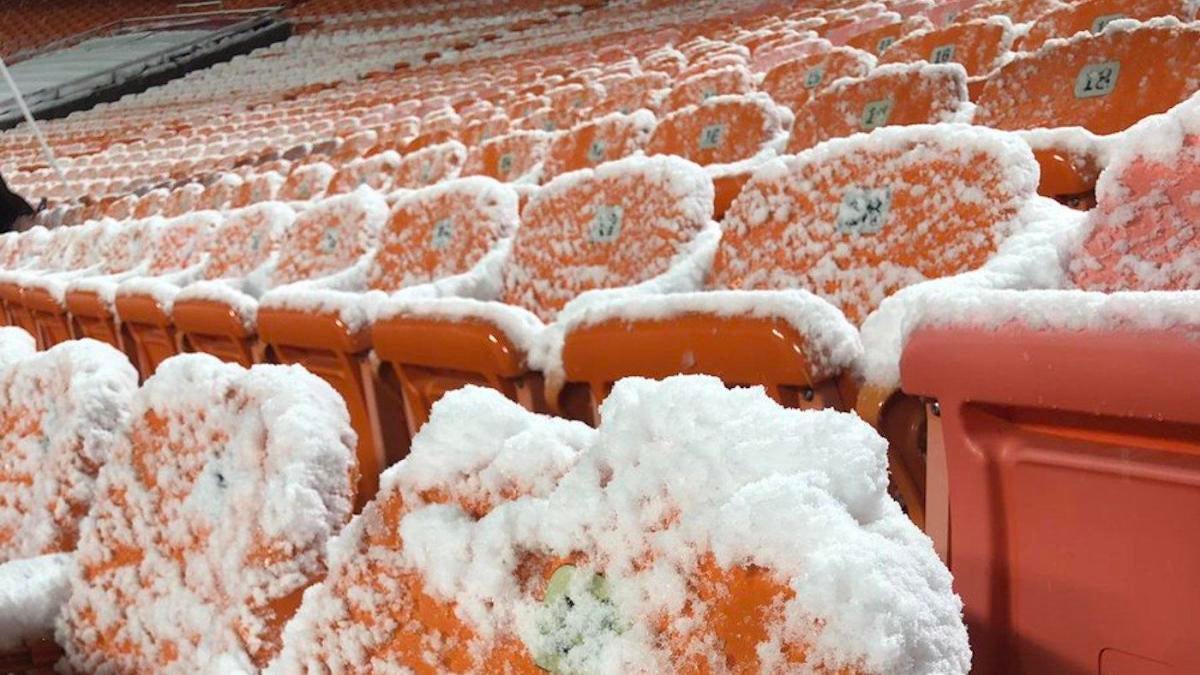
<box><xmin>973</xmin><ymin>19</ymin><xmax>1200</xmax><ymax>202</ymax></box>
<box><xmin>0</xmin><ymin>336</ymin><xmax>135</xmax><ymax>670</ymax></box>
<box><xmin>269</xmin><ymin>377</ymin><xmax>970</xmax><ymax>674</ymax></box>
<box><xmin>172</xmin><ymin>190</ymin><xmax>380</xmax><ymax>375</ymax></box>
<box><xmin>58</xmin><ymin>353</ymin><xmax>356</xmax><ymax>673</ymax></box>
<box><xmin>0</xmin><ymin>227</ymin><xmax>82</xmax><ymax>340</ymax></box>
<box><xmin>197</xmin><ymin>173</ymin><xmax>246</xmax><ymax>211</ymax></box>
<box><xmin>591</xmin><ymin>70</ymin><xmax>670</xmax><ymax>115</ymax></box>
<box><xmin>879</xmin><ymin>17</ymin><xmax>1015</xmax><ymax>96</ymax></box>
<box><xmin>160</xmin><ymin>182</ymin><xmax>206</xmax><ymax>218</ymax></box>
<box><xmin>660</xmin><ymin>64</ymin><xmax>756</xmax><ymax>112</ymax></box>
<box><xmin>18</xmin><ymin>220</ymin><xmax>125</xmax><ymax>348</ymax></box>
<box><xmin>392</xmin><ymin>140</ymin><xmax>468</xmax><ymax>189</ymax></box>
<box><xmin>326</xmin><ymin>150</ymin><xmax>403</xmax><ymax>195</ymax></box>
<box><xmin>560</xmin><ymin>124</ymin><xmax>1057</xmax><ymax>526</ymax></box>
<box><xmin>644</xmin><ymin>93</ymin><xmax>792</xmax><ymax>218</ymax></box>
<box><xmin>460</xmin><ymin>115</ymin><xmax>510</xmax><ymax>151</ymax></box>
<box><xmin>256</xmin><ymin>177</ymin><xmax>518</xmax><ymax>506</ymax></box>
<box><xmin>112</xmin><ymin>211</ymin><xmax>223</xmax><ymax>379</ymax></box>
<box><xmin>1018</xmin><ymin>0</ymin><xmax>1196</xmax><ymax>50</ymax></box>
<box><xmin>760</xmin><ymin>46</ymin><xmax>874</xmax><ymax>114</ymax></box>
<box><xmin>231</xmin><ymin>170</ymin><xmax>286</xmax><ymax>208</ymax></box>
<box><xmin>0</xmin><ymin>338</ymin><xmax>136</xmax><ymax>563</ymax></box>
<box><xmin>462</xmin><ymin>130</ymin><xmax>554</xmax><ymax>185</ymax></box>
<box><xmin>371</xmin><ymin>154</ymin><xmax>719</xmax><ymax>442</ymax></box>
<box><xmin>132</xmin><ymin>187</ymin><xmax>170</xmax><ymax>218</ymax></box>
<box><xmin>786</xmin><ymin>62</ymin><xmax>969</xmax><ymax>153</ymax></box>
<box><xmin>56</xmin><ymin>221</ymin><xmax>155</xmax><ymax>352</ymax></box>
<box><xmin>277</xmin><ymin>162</ymin><xmax>337</xmax><ymax>204</ymax></box>
<box><xmin>897</xmin><ymin>94</ymin><xmax>1200</xmax><ymax>674</ymax></box>
<box><xmin>843</xmin><ymin>13</ymin><xmax>919</xmax><ymax>57</ymax></box>
<box><xmin>956</xmin><ymin>0</ymin><xmax>1067</xmax><ymax>24</ymax></box>
<box><xmin>542</xmin><ymin>110</ymin><xmax>656</xmax><ymax>182</ymax></box>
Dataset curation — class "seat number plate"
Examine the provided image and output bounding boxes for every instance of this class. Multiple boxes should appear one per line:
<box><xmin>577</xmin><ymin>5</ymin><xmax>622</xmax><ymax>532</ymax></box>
<box><xmin>431</xmin><ymin>218</ymin><xmax>454</xmax><ymax>250</ymax></box>
<box><xmin>1075</xmin><ymin>61</ymin><xmax>1120</xmax><ymax>99</ymax></box>
<box><xmin>860</xmin><ymin>98</ymin><xmax>894</xmax><ymax>130</ymax></box>
<box><xmin>590</xmin><ymin>205</ymin><xmax>623</xmax><ymax>243</ymax></box>
<box><xmin>930</xmin><ymin>44</ymin><xmax>956</xmax><ymax>64</ymax></box>
<box><xmin>837</xmin><ymin>187</ymin><xmax>892</xmax><ymax>235</ymax></box>
<box><xmin>698</xmin><ymin>123</ymin><xmax>725</xmax><ymax>150</ymax></box>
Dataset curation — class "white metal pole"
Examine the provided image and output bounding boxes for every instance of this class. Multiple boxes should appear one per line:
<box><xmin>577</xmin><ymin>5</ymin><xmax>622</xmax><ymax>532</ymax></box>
<box><xmin>0</xmin><ymin>55</ymin><xmax>69</xmax><ymax>189</ymax></box>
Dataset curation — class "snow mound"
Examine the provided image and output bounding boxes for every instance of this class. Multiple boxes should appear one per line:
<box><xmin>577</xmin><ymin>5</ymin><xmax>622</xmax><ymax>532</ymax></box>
<box><xmin>59</xmin><ymin>354</ymin><xmax>357</xmax><ymax>674</ymax></box>
<box><xmin>270</xmin><ymin>377</ymin><xmax>970</xmax><ymax>674</ymax></box>
<box><xmin>0</xmin><ymin>339</ymin><xmax>138</xmax><ymax>563</ymax></box>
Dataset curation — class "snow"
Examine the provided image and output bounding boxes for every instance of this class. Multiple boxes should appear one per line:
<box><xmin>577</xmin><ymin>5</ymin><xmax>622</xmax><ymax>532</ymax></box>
<box><xmin>0</xmin><ymin>339</ymin><xmax>138</xmax><ymax>565</ymax></box>
<box><xmin>0</xmin><ymin>553</ymin><xmax>71</xmax><ymax>651</ymax></box>
<box><xmin>58</xmin><ymin>354</ymin><xmax>357</xmax><ymax>673</ymax></box>
<box><xmin>270</xmin><ymin>376</ymin><xmax>969</xmax><ymax>674</ymax></box>
<box><xmin>880</xmin><ymin>88</ymin><xmax>1200</xmax><ymax>374</ymax></box>
<box><xmin>259</xmin><ymin>177</ymin><xmax>519</xmax><ymax>331</ymax></box>
<box><xmin>374</xmin><ymin>154</ymin><xmax>720</xmax><ymax>380</ymax></box>
<box><xmin>0</xmin><ymin>327</ymin><xmax>35</xmax><ymax>368</ymax></box>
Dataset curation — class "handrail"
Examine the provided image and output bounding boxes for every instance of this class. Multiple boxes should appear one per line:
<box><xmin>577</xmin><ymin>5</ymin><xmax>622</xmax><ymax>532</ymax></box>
<box><xmin>4</xmin><ymin>6</ymin><xmax>284</xmax><ymax>65</ymax></box>
<box><xmin>0</xmin><ymin>9</ymin><xmax>286</xmax><ymax>123</ymax></box>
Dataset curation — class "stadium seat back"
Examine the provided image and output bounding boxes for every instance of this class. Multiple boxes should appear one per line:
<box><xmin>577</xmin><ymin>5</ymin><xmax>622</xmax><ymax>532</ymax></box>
<box><xmin>1019</xmin><ymin>0</ymin><xmax>1197</xmax><ymax>50</ymax></box>
<box><xmin>717</xmin><ymin>126</ymin><xmax>1038</xmax><ymax>323</ymax></box>
<box><xmin>272</xmin><ymin>188</ymin><xmax>388</xmax><ymax>287</ymax></box>
<box><xmin>459</xmin><ymin>113</ymin><xmax>510</xmax><ymax>147</ymax></box>
<box><xmin>199</xmin><ymin>174</ymin><xmax>244</xmax><ymax>211</ymax></box>
<box><xmin>1070</xmin><ymin>127</ymin><xmax>1200</xmax><ymax>292</ymax></box>
<box><xmin>500</xmin><ymin>155</ymin><xmax>715</xmax><ymax>320</ymax></box>
<box><xmin>162</xmin><ymin>183</ymin><xmax>205</xmax><ymax>218</ymax></box>
<box><xmin>144</xmin><ymin>211</ymin><xmax>221</xmax><ymax>275</ymax></box>
<box><xmin>593</xmin><ymin>71</ymin><xmax>670</xmax><ymax>115</ymax></box>
<box><xmin>233</xmin><ymin>172</ymin><xmax>285</xmax><ymax>208</ymax></box>
<box><xmin>60</xmin><ymin>355</ymin><xmax>356</xmax><ymax>672</ymax></box>
<box><xmin>393</xmin><ymin>141</ymin><xmax>468</xmax><ymax>189</ymax></box>
<box><xmin>787</xmin><ymin>62</ymin><xmax>968</xmax><ymax>152</ymax></box>
<box><xmin>974</xmin><ymin>21</ymin><xmax>1200</xmax><ymax>136</ymax></box>
<box><xmin>204</xmin><ymin>203</ymin><xmax>297</xmax><ymax>280</ymax></box>
<box><xmin>367</xmin><ymin>177</ymin><xmax>518</xmax><ymax>291</ymax></box>
<box><xmin>542</xmin><ymin>110</ymin><xmax>656</xmax><ymax>181</ymax></box>
<box><xmin>278</xmin><ymin>162</ymin><xmax>336</xmax><ymax>202</ymax></box>
<box><xmin>646</xmin><ymin>94</ymin><xmax>788</xmax><ymax>170</ymax></box>
<box><xmin>880</xmin><ymin>18</ymin><xmax>1014</xmax><ymax>78</ymax></box>
<box><xmin>761</xmin><ymin>47</ymin><xmax>874</xmax><ymax>113</ymax></box>
<box><xmin>462</xmin><ymin>130</ymin><xmax>553</xmax><ymax>183</ymax></box>
<box><xmin>661</xmin><ymin>64</ymin><xmax>756</xmax><ymax>111</ymax></box>
<box><xmin>95</xmin><ymin>221</ymin><xmax>153</xmax><ymax>274</ymax></box>
<box><xmin>328</xmin><ymin>151</ymin><xmax>403</xmax><ymax>194</ymax></box>
<box><xmin>133</xmin><ymin>188</ymin><xmax>169</xmax><ymax>219</ymax></box>
<box><xmin>958</xmin><ymin>0</ymin><xmax>1068</xmax><ymax>24</ymax></box>
<box><xmin>0</xmin><ymin>340</ymin><xmax>135</xmax><ymax>563</ymax></box>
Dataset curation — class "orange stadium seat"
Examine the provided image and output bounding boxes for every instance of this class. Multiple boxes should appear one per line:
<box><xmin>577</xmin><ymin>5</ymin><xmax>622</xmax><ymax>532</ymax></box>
<box><xmin>645</xmin><ymin>93</ymin><xmax>791</xmax><ymax>218</ymax></box>
<box><xmin>974</xmin><ymin>20</ymin><xmax>1200</xmax><ymax>201</ymax></box>
<box><xmin>462</xmin><ymin>130</ymin><xmax>554</xmax><ymax>184</ymax></box>
<box><xmin>256</xmin><ymin>177</ymin><xmax>518</xmax><ymax>504</ymax></box>
<box><xmin>277</xmin><ymin>162</ymin><xmax>337</xmax><ymax>203</ymax></box>
<box><xmin>1018</xmin><ymin>0</ymin><xmax>1198</xmax><ymax>50</ymax></box>
<box><xmin>392</xmin><ymin>140</ymin><xmax>468</xmax><ymax>188</ymax></box>
<box><xmin>370</xmin><ymin>154</ymin><xmax>717</xmax><ymax>440</ymax></box>
<box><xmin>0</xmin><ymin>338</ymin><xmax>136</xmax><ymax>563</ymax></box>
<box><xmin>562</xmin><ymin>124</ymin><xmax>1043</xmax><ymax>523</ymax></box>
<box><xmin>326</xmin><ymin>151</ymin><xmax>404</xmax><ymax>194</ymax></box>
<box><xmin>660</xmin><ymin>64</ymin><xmax>756</xmax><ymax>111</ymax></box>
<box><xmin>900</xmin><ymin>95</ymin><xmax>1200</xmax><ymax>674</ymax></box>
<box><xmin>879</xmin><ymin>17</ymin><xmax>1015</xmax><ymax>94</ymax></box>
<box><xmin>269</xmin><ymin>377</ymin><xmax>970</xmax><ymax>673</ymax></box>
<box><xmin>591</xmin><ymin>70</ymin><xmax>670</xmax><ymax>115</ymax></box>
<box><xmin>57</xmin><ymin>354</ymin><xmax>356</xmax><ymax>673</ymax></box>
<box><xmin>541</xmin><ymin>109</ymin><xmax>656</xmax><ymax>181</ymax></box>
<box><xmin>760</xmin><ymin>46</ymin><xmax>874</xmax><ymax>113</ymax></box>
<box><xmin>787</xmin><ymin>62</ymin><xmax>969</xmax><ymax>152</ymax></box>
<box><xmin>957</xmin><ymin>0</ymin><xmax>1069</xmax><ymax>24</ymax></box>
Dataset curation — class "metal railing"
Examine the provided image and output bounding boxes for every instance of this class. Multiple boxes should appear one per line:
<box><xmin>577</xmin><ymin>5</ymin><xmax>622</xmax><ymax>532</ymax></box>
<box><xmin>0</xmin><ymin>7</ymin><xmax>286</xmax><ymax>125</ymax></box>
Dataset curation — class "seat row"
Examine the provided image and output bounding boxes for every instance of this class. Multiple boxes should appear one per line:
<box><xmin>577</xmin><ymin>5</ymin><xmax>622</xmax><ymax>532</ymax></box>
<box><xmin>0</xmin><ymin>118</ymin><xmax>1082</xmax><ymax>522</ymax></box>
<box><xmin>20</xmin><ymin>15</ymin><xmax>1200</xmax><ymax>233</ymax></box>
<box><xmin>0</xmin><ymin>333</ymin><xmax>970</xmax><ymax>673</ymax></box>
